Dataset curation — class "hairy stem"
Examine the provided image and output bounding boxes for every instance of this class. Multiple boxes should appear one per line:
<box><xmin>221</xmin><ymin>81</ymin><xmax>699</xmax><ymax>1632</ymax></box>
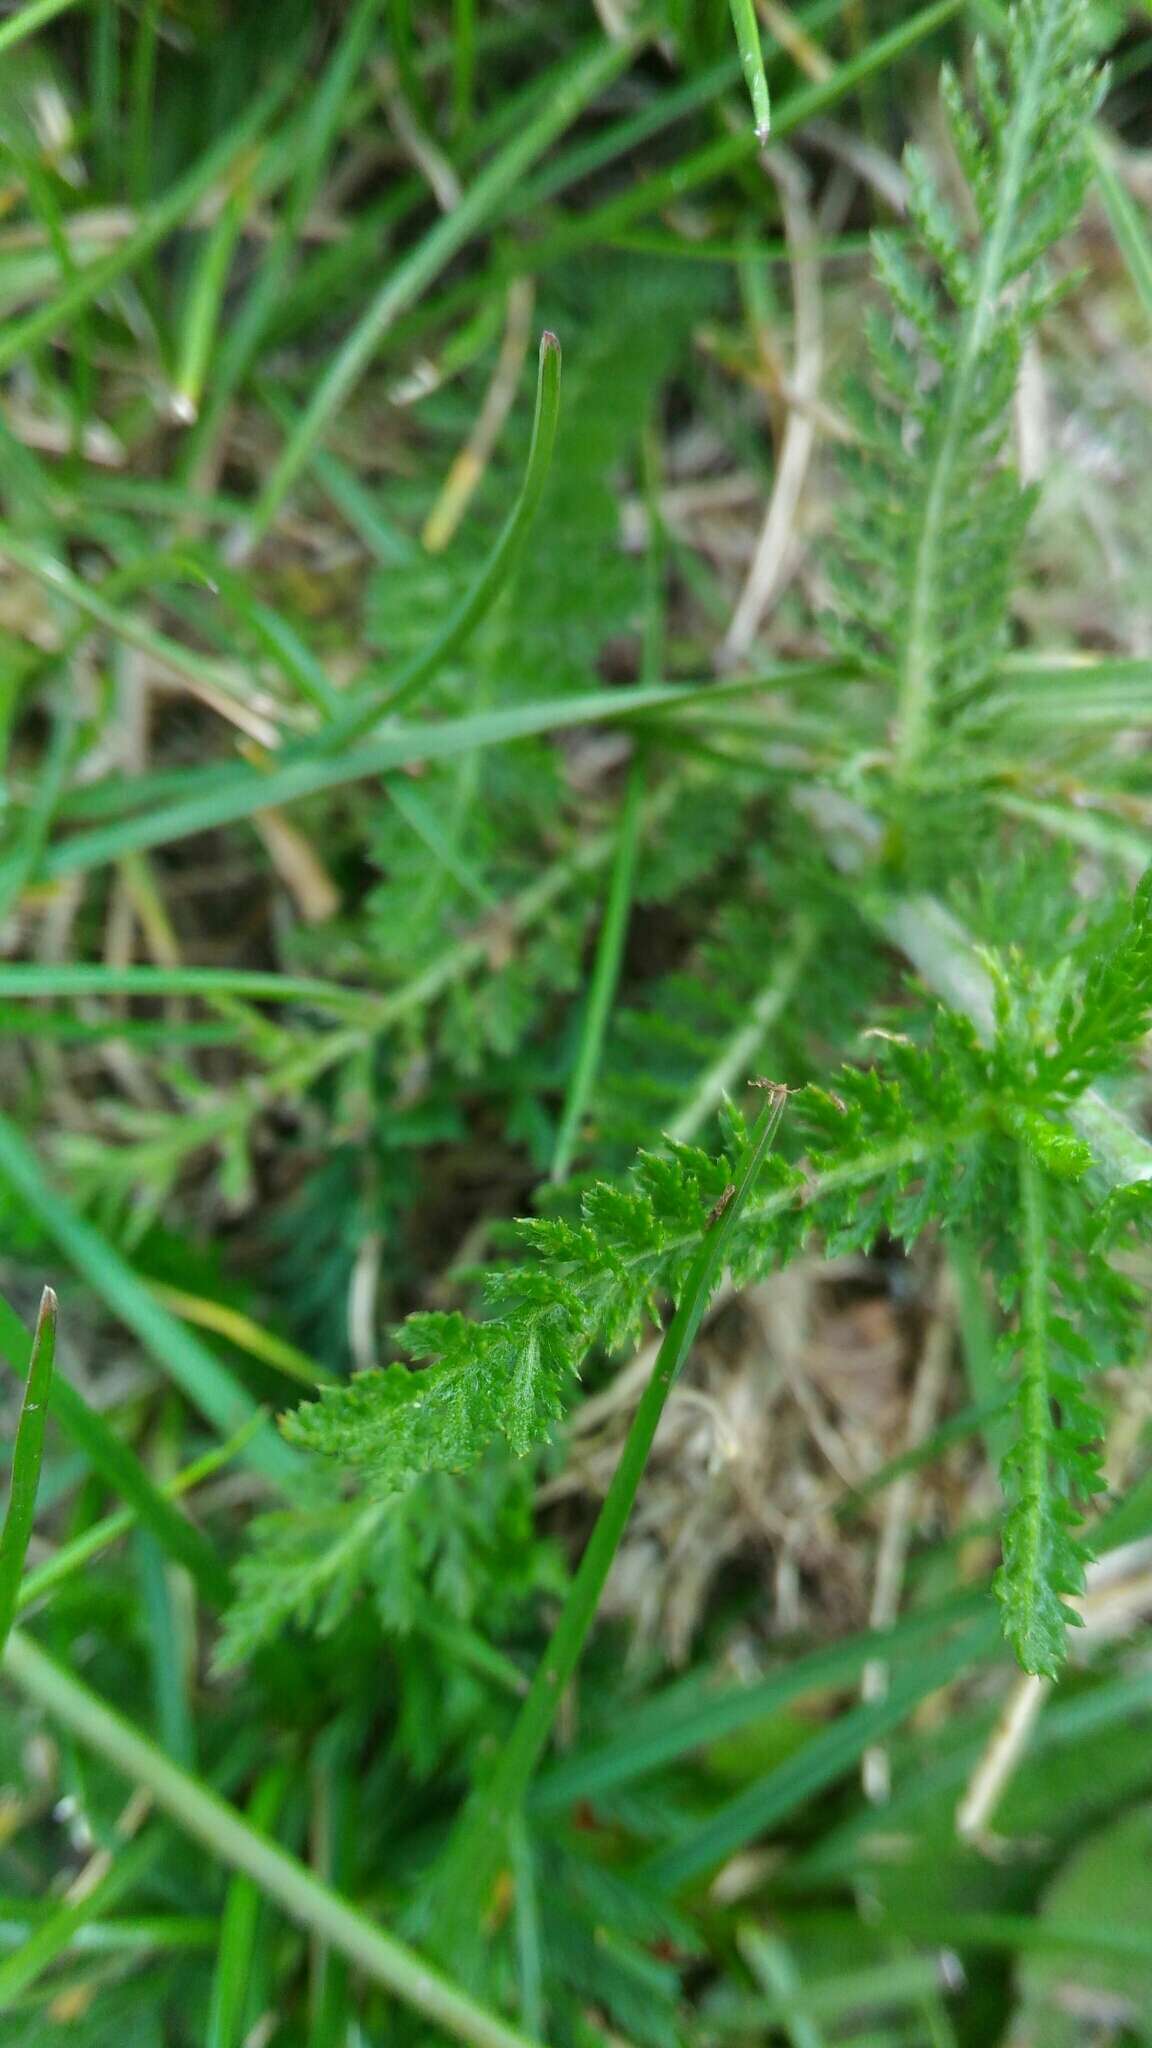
<box><xmin>1013</xmin><ymin>1146</ymin><xmax>1054</xmax><ymax>1608</ymax></box>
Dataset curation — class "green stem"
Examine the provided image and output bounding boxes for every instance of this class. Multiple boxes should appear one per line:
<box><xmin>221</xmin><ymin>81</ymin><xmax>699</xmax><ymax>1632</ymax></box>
<box><xmin>1013</xmin><ymin>1145</ymin><xmax>1053</xmax><ymax>1607</ymax></box>
<box><xmin>522</xmin><ymin>0</ymin><xmax>962</xmax><ymax>269</ymax></box>
<box><xmin>1</xmin><ymin>1630</ymin><xmax>543</xmax><ymax>2048</ymax></box>
<box><xmin>0</xmin><ymin>1833</ymin><xmax>162</xmax><ymax>2009</ymax></box>
<box><xmin>0</xmin><ymin>707</ymin><xmax>72</xmax><ymax>931</ymax></box>
<box><xmin>207</xmin><ymin>1765</ymin><xmax>290</xmax><ymax>2048</ymax></box>
<box><xmin>434</xmin><ymin>1086</ymin><xmax>790</xmax><ymax>1942</ymax></box>
<box><xmin>171</xmin><ymin>181</ymin><xmax>252</xmax><ymax>423</ymax></box>
<box><xmin>550</xmin><ymin>753</ymin><xmax>645</xmax><ymax>1181</ymax></box>
<box><xmin>1089</xmin><ymin>129</ymin><xmax>1152</xmax><ymax>327</ymax></box>
<box><xmin>950</xmin><ymin>1235</ymin><xmax>1015</xmax><ymax>1476</ymax></box>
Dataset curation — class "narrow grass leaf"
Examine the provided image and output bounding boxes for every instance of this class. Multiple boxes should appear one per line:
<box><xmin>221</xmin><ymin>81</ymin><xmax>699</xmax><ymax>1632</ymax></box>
<box><xmin>0</xmin><ymin>0</ymin><xmax>83</xmax><ymax>56</ymax></box>
<box><xmin>532</xmin><ymin>1591</ymin><xmax>990</xmax><ymax>1813</ymax></box>
<box><xmin>550</xmin><ymin>751</ymin><xmax>644</xmax><ymax>1181</ymax></box>
<box><xmin>151</xmin><ymin>1286</ymin><xmax>337</xmax><ymax>1389</ymax></box>
<box><xmin>739</xmin><ymin>1927</ymin><xmax>828</xmax><ymax>2048</ymax></box>
<box><xmin>642</xmin><ymin>1621</ymin><xmax>998</xmax><ymax>1892</ymax></box>
<box><xmin>0</xmin><ymin>709</ymin><xmax>72</xmax><ymax>930</ymax></box>
<box><xmin>0</xmin><ymin>70</ymin><xmax>294</xmax><ymax>375</ymax></box>
<box><xmin>0</xmin><ymin>1289</ymin><xmax>56</xmax><ymax>1658</ymax></box>
<box><xmin>1089</xmin><ymin>129</ymin><xmax>1152</xmax><ymax>325</ymax></box>
<box><xmin>0</xmin><ymin>1118</ymin><xmax>295</xmax><ymax>1482</ymax></box>
<box><xmin>206</xmin><ymin>1766</ymin><xmax>290</xmax><ymax>2048</ymax></box>
<box><xmin>171</xmin><ymin>181</ymin><xmax>251</xmax><ymax>423</ymax></box>
<box><xmin>247</xmin><ymin>31</ymin><xmax>638</xmax><ymax>537</ymax></box>
<box><xmin>729</xmin><ymin>0</ymin><xmax>772</xmax><ymax>142</ymax></box>
<box><xmin>21</xmin><ymin>681</ymin><xmax>693</xmax><ymax>884</ymax></box>
<box><xmin>17</xmin><ymin>1415</ymin><xmax>264</xmax><ymax>1614</ymax></box>
<box><xmin>2</xmin><ymin>1629</ymin><xmax>544</xmax><ymax>2048</ymax></box>
<box><xmin>0</xmin><ymin>965</ymin><xmax>376</xmax><ymax>1009</ymax></box>
<box><xmin>135</xmin><ymin>1526</ymin><xmax>196</xmax><ymax>1767</ymax></box>
<box><xmin>525</xmin><ymin>0</ymin><xmax>963</xmax><ymax>264</ymax></box>
<box><xmin>0</xmin><ymin>1833</ymin><xmax>161</xmax><ymax>2010</ymax></box>
<box><xmin>322</xmin><ymin>328</ymin><xmax>563</xmax><ymax>746</ymax></box>
<box><xmin>0</xmin><ymin>1290</ymin><xmax>233</xmax><ymax>1606</ymax></box>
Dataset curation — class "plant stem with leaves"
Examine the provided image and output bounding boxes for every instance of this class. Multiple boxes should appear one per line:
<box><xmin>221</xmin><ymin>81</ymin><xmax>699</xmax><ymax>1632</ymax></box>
<box><xmin>431</xmin><ymin>1085</ymin><xmax>789</xmax><ymax>1950</ymax></box>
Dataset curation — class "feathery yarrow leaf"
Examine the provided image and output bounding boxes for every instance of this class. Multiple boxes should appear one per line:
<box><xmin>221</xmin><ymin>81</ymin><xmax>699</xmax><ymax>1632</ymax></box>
<box><xmin>826</xmin><ymin>0</ymin><xmax>1102</xmax><ymax>777</ymax></box>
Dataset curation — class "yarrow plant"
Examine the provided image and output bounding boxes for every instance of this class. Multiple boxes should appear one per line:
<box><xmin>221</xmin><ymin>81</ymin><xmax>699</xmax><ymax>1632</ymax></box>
<box><xmin>1</xmin><ymin>0</ymin><xmax>1151</xmax><ymax>2036</ymax></box>
<box><xmin>227</xmin><ymin>0</ymin><xmax>1146</xmax><ymax>1726</ymax></box>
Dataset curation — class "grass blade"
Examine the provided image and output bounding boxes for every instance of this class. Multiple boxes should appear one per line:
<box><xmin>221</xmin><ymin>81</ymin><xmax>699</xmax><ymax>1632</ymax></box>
<box><xmin>729</xmin><ymin>0</ymin><xmax>772</xmax><ymax>142</ymax></box>
<box><xmin>739</xmin><ymin>1927</ymin><xmax>828</xmax><ymax>2048</ymax></box>
<box><xmin>246</xmin><ymin>31</ymin><xmax>638</xmax><ymax>538</ymax></box>
<box><xmin>0</xmin><ymin>70</ymin><xmax>295</xmax><ymax>377</ymax></box>
<box><xmin>0</xmin><ymin>529</ymin><xmax>273</xmax><ymax>737</ymax></box>
<box><xmin>135</xmin><ymin>1524</ymin><xmax>196</xmax><ymax>1766</ymax></box>
<box><xmin>642</xmin><ymin>1620</ymin><xmax>998</xmax><ymax>1893</ymax></box>
<box><xmin>0</xmin><ymin>0</ymin><xmax>83</xmax><ymax>56</ymax></box>
<box><xmin>176</xmin><ymin>0</ymin><xmax>387</xmax><ymax>492</ymax></box>
<box><xmin>0</xmin><ymin>1289</ymin><xmax>56</xmax><ymax>1658</ymax></box>
<box><xmin>207</xmin><ymin>1766</ymin><xmax>290</xmax><ymax>2048</ymax></box>
<box><xmin>2</xmin><ymin>1629</ymin><xmax>545</xmax><ymax>2048</ymax></box>
<box><xmin>550</xmin><ymin>751</ymin><xmax>644</xmax><ymax>1181</ymax></box>
<box><xmin>531</xmin><ymin>1590</ymin><xmax>990</xmax><ymax>1813</ymax></box>
<box><xmin>525</xmin><ymin>0</ymin><xmax>962</xmax><ymax>265</ymax></box>
<box><xmin>0</xmin><ymin>1833</ymin><xmax>161</xmax><ymax>2010</ymax></box>
<box><xmin>0</xmin><ymin>965</ymin><xmax>378</xmax><ymax>1009</ymax></box>
<box><xmin>19</xmin><ymin>681</ymin><xmax>693</xmax><ymax>884</ymax></box>
<box><xmin>308</xmin><ymin>1722</ymin><xmax>357</xmax><ymax>2047</ymax></box>
<box><xmin>0</xmin><ymin>709</ymin><xmax>72</xmax><ymax>931</ymax></box>
<box><xmin>17</xmin><ymin>1415</ymin><xmax>263</xmax><ymax>1615</ymax></box>
<box><xmin>151</xmin><ymin>1286</ymin><xmax>336</xmax><ymax>1390</ymax></box>
<box><xmin>0</xmin><ymin>1116</ymin><xmax>295</xmax><ymax>1483</ymax></box>
<box><xmin>1089</xmin><ymin>129</ymin><xmax>1152</xmax><ymax>326</ymax></box>
<box><xmin>171</xmin><ymin>179</ymin><xmax>252</xmax><ymax>425</ymax></box>
<box><xmin>0</xmin><ymin>1289</ymin><xmax>233</xmax><ymax>1606</ymax></box>
<box><xmin>323</xmin><ymin>328</ymin><xmax>563</xmax><ymax>746</ymax></box>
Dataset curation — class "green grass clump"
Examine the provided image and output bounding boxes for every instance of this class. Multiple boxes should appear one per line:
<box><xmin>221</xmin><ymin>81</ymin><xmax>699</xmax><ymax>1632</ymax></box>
<box><xmin>1</xmin><ymin>0</ymin><xmax>1152</xmax><ymax>2042</ymax></box>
